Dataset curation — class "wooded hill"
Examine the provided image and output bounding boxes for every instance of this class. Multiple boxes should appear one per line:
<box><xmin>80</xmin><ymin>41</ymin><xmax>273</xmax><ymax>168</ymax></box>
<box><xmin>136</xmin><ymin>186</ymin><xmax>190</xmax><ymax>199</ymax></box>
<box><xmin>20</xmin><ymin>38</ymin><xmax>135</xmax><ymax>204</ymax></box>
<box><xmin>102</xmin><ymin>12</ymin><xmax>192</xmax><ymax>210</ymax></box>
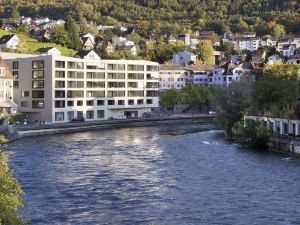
<box><xmin>0</xmin><ymin>0</ymin><xmax>299</xmax><ymax>37</ymax></box>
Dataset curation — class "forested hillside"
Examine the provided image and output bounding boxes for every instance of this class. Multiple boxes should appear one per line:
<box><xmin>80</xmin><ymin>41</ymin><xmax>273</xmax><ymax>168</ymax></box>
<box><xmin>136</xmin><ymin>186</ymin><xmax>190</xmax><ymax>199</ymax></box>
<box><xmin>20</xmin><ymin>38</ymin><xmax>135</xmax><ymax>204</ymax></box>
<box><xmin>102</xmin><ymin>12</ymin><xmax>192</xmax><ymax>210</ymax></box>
<box><xmin>0</xmin><ymin>0</ymin><xmax>299</xmax><ymax>37</ymax></box>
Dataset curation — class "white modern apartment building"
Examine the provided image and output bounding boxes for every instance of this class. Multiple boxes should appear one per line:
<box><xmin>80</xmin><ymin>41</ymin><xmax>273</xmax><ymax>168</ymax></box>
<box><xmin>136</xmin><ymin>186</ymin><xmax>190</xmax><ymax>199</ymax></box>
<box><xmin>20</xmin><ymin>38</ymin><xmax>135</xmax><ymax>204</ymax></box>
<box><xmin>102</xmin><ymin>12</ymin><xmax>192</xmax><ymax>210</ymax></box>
<box><xmin>1</xmin><ymin>49</ymin><xmax>159</xmax><ymax>123</ymax></box>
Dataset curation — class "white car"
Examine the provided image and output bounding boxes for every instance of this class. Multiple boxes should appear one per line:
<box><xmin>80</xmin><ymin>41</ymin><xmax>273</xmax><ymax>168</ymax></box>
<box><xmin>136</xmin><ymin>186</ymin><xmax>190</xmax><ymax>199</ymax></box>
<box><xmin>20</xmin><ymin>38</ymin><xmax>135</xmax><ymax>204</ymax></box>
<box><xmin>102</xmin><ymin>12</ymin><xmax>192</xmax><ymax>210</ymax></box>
<box><xmin>113</xmin><ymin>115</ymin><xmax>127</xmax><ymax>120</ymax></box>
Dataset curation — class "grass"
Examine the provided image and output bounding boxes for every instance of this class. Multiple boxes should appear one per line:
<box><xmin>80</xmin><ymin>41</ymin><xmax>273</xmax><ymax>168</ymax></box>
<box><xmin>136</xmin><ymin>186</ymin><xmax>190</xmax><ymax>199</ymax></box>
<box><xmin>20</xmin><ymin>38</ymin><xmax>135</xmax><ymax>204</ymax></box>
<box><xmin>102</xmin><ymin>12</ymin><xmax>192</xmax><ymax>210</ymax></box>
<box><xmin>0</xmin><ymin>29</ymin><xmax>76</xmax><ymax>56</ymax></box>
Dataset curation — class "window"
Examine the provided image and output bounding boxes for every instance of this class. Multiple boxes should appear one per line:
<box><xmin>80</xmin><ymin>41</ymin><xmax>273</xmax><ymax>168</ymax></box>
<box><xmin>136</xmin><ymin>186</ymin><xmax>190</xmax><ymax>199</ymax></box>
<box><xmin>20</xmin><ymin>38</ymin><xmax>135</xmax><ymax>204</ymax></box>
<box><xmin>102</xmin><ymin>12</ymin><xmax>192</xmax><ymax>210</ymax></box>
<box><xmin>67</xmin><ymin>62</ymin><xmax>83</xmax><ymax>69</ymax></box>
<box><xmin>97</xmin><ymin>100</ymin><xmax>104</xmax><ymax>106</ymax></box>
<box><xmin>146</xmin><ymin>91</ymin><xmax>159</xmax><ymax>97</ymax></box>
<box><xmin>55</xmin><ymin>61</ymin><xmax>65</xmax><ymax>68</ymax></box>
<box><xmin>107</xmin><ymin>73</ymin><xmax>125</xmax><ymax>79</ymax></box>
<box><xmin>108</xmin><ymin>100</ymin><xmax>115</xmax><ymax>105</ymax></box>
<box><xmin>32</xmin><ymin>80</ymin><xmax>44</xmax><ymax>88</ymax></box>
<box><xmin>32</xmin><ymin>60</ymin><xmax>44</xmax><ymax>69</ymax></box>
<box><xmin>32</xmin><ymin>70</ymin><xmax>44</xmax><ymax>79</ymax></box>
<box><xmin>77</xmin><ymin>100</ymin><xmax>83</xmax><ymax>106</ymax></box>
<box><xmin>55</xmin><ymin>100</ymin><xmax>65</xmax><ymax>108</ymax></box>
<box><xmin>67</xmin><ymin>71</ymin><xmax>84</xmax><ymax>79</ymax></box>
<box><xmin>118</xmin><ymin>100</ymin><xmax>125</xmax><ymax>105</ymax></box>
<box><xmin>147</xmin><ymin>65</ymin><xmax>158</xmax><ymax>72</ymax></box>
<box><xmin>13</xmin><ymin>81</ymin><xmax>19</xmax><ymax>88</ymax></box>
<box><xmin>13</xmin><ymin>61</ymin><xmax>18</xmax><ymax>69</ymax></box>
<box><xmin>128</xmin><ymin>91</ymin><xmax>144</xmax><ymax>97</ymax></box>
<box><xmin>97</xmin><ymin>110</ymin><xmax>105</xmax><ymax>119</ymax></box>
<box><xmin>108</xmin><ymin>82</ymin><xmax>125</xmax><ymax>88</ymax></box>
<box><xmin>13</xmin><ymin>71</ymin><xmax>18</xmax><ymax>78</ymax></box>
<box><xmin>32</xmin><ymin>90</ymin><xmax>44</xmax><ymax>98</ymax></box>
<box><xmin>77</xmin><ymin>111</ymin><xmax>83</xmax><ymax>117</ymax></box>
<box><xmin>67</xmin><ymin>111</ymin><xmax>74</xmax><ymax>121</ymax></box>
<box><xmin>55</xmin><ymin>90</ymin><xmax>65</xmax><ymax>98</ymax></box>
<box><xmin>32</xmin><ymin>100</ymin><xmax>44</xmax><ymax>108</ymax></box>
<box><xmin>137</xmin><ymin>99</ymin><xmax>143</xmax><ymax>105</ymax></box>
<box><xmin>86</xmin><ymin>72</ymin><xmax>105</xmax><ymax>79</ymax></box>
<box><xmin>128</xmin><ymin>65</ymin><xmax>144</xmax><ymax>71</ymax></box>
<box><xmin>21</xmin><ymin>101</ymin><xmax>29</xmax><ymax>107</ymax></box>
<box><xmin>107</xmin><ymin>64</ymin><xmax>125</xmax><ymax>70</ymax></box>
<box><xmin>86</xmin><ymin>110</ymin><xmax>94</xmax><ymax>119</ymax></box>
<box><xmin>67</xmin><ymin>101</ymin><xmax>74</xmax><ymax>107</ymax></box>
<box><xmin>128</xmin><ymin>99</ymin><xmax>134</xmax><ymax>105</ymax></box>
<box><xmin>22</xmin><ymin>91</ymin><xmax>30</xmax><ymax>97</ymax></box>
<box><xmin>67</xmin><ymin>81</ymin><xmax>84</xmax><ymax>88</ymax></box>
<box><xmin>128</xmin><ymin>73</ymin><xmax>144</xmax><ymax>80</ymax></box>
<box><xmin>86</xmin><ymin>91</ymin><xmax>105</xmax><ymax>98</ymax></box>
<box><xmin>146</xmin><ymin>99</ymin><xmax>153</xmax><ymax>104</ymax></box>
<box><xmin>55</xmin><ymin>81</ymin><xmax>65</xmax><ymax>88</ymax></box>
<box><xmin>146</xmin><ymin>82</ymin><xmax>159</xmax><ymax>88</ymax></box>
<box><xmin>55</xmin><ymin>112</ymin><xmax>64</xmax><ymax>121</ymax></box>
<box><xmin>86</xmin><ymin>100</ymin><xmax>94</xmax><ymax>106</ymax></box>
<box><xmin>67</xmin><ymin>91</ymin><xmax>84</xmax><ymax>98</ymax></box>
<box><xmin>86</xmin><ymin>81</ymin><xmax>105</xmax><ymax>88</ymax></box>
<box><xmin>55</xmin><ymin>71</ymin><xmax>65</xmax><ymax>78</ymax></box>
<box><xmin>107</xmin><ymin>91</ymin><xmax>125</xmax><ymax>97</ymax></box>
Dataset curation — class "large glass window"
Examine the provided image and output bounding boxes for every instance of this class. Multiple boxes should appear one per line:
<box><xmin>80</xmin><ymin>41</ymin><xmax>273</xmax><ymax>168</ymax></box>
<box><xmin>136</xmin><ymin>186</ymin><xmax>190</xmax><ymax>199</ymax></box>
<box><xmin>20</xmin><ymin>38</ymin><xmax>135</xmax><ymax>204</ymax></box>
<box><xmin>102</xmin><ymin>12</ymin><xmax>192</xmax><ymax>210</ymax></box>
<box><xmin>67</xmin><ymin>62</ymin><xmax>84</xmax><ymax>69</ymax></box>
<box><xmin>86</xmin><ymin>91</ymin><xmax>105</xmax><ymax>98</ymax></box>
<box><xmin>55</xmin><ymin>90</ymin><xmax>65</xmax><ymax>98</ymax></box>
<box><xmin>32</xmin><ymin>90</ymin><xmax>44</xmax><ymax>98</ymax></box>
<box><xmin>55</xmin><ymin>112</ymin><xmax>64</xmax><ymax>121</ymax></box>
<box><xmin>108</xmin><ymin>82</ymin><xmax>125</xmax><ymax>88</ymax></box>
<box><xmin>107</xmin><ymin>73</ymin><xmax>125</xmax><ymax>79</ymax></box>
<box><xmin>32</xmin><ymin>80</ymin><xmax>44</xmax><ymax>89</ymax></box>
<box><xmin>128</xmin><ymin>65</ymin><xmax>144</xmax><ymax>71</ymax></box>
<box><xmin>55</xmin><ymin>61</ymin><xmax>65</xmax><ymax>68</ymax></box>
<box><xmin>67</xmin><ymin>91</ymin><xmax>84</xmax><ymax>98</ymax></box>
<box><xmin>128</xmin><ymin>73</ymin><xmax>144</xmax><ymax>80</ymax></box>
<box><xmin>128</xmin><ymin>91</ymin><xmax>144</xmax><ymax>97</ymax></box>
<box><xmin>55</xmin><ymin>71</ymin><xmax>65</xmax><ymax>78</ymax></box>
<box><xmin>147</xmin><ymin>65</ymin><xmax>159</xmax><ymax>72</ymax></box>
<box><xmin>22</xmin><ymin>91</ymin><xmax>30</xmax><ymax>97</ymax></box>
<box><xmin>86</xmin><ymin>81</ymin><xmax>105</xmax><ymax>88</ymax></box>
<box><xmin>86</xmin><ymin>72</ymin><xmax>105</xmax><ymax>79</ymax></box>
<box><xmin>32</xmin><ymin>60</ymin><xmax>44</xmax><ymax>69</ymax></box>
<box><xmin>97</xmin><ymin>100</ymin><xmax>104</xmax><ymax>106</ymax></box>
<box><xmin>107</xmin><ymin>91</ymin><xmax>125</xmax><ymax>97</ymax></box>
<box><xmin>32</xmin><ymin>100</ymin><xmax>44</xmax><ymax>108</ymax></box>
<box><xmin>86</xmin><ymin>100</ymin><xmax>94</xmax><ymax>106</ymax></box>
<box><xmin>67</xmin><ymin>111</ymin><xmax>74</xmax><ymax>121</ymax></box>
<box><xmin>67</xmin><ymin>71</ymin><xmax>84</xmax><ymax>79</ymax></box>
<box><xmin>32</xmin><ymin>70</ymin><xmax>44</xmax><ymax>79</ymax></box>
<box><xmin>108</xmin><ymin>100</ymin><xmax>115</xmax><ymax>105</ymax></box>
<box><xmin>67</xmin><ymin>81</ymin><xmax>84</xmax><ymax>88</ymax></box>
<box><xmin>97</xmin><ymin>110</ymin><xmax>105</xmax><ymax>119</ymax></box>
<box><xmin>86</xmin><ymin>110</ymin><xmax>94</xmax><ymax>119</ymax></box>
<box><xmin>107</xmin><ymin>64</ymin><xmax>125</xmax><ymax>70</ymax></box>
<box><xmin>55</xmin><ymin>100</ymin><xmax>65</xmax><ymax>108</ymax></box>
<box><xmin>55</xmin><ymin>81</ymin><xmax>65</xmax><ymax>88</ymax></box>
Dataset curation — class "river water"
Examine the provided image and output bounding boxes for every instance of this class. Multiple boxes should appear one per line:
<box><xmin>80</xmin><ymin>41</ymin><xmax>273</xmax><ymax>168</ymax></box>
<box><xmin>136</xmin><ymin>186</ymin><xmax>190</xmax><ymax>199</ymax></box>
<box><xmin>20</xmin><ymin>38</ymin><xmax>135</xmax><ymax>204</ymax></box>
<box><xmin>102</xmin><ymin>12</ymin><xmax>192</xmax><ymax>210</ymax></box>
<box><xmin>5</xmin><ymin>124</ymin><xmax>300</xmax><ymax>225</ymax></box>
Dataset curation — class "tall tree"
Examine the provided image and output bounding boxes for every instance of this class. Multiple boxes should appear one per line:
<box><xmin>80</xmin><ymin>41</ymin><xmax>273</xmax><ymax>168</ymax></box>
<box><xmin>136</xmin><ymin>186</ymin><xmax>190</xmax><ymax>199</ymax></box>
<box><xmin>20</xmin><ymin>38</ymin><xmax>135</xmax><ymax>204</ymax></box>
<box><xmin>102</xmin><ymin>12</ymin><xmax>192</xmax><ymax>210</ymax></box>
<box><xmin>10</xmin><ymin>7</ymin><xmax>19</xmax><ymax>20</ymax></box>
<box><xmin>64</xmin><ymin>15</ymin><xmax>81</xmax><ymax>51</ymax></box>
<box><xmin>196</xmin><ymin>40</ymin><xmax>215</xmax><ymax>65</ymax></box>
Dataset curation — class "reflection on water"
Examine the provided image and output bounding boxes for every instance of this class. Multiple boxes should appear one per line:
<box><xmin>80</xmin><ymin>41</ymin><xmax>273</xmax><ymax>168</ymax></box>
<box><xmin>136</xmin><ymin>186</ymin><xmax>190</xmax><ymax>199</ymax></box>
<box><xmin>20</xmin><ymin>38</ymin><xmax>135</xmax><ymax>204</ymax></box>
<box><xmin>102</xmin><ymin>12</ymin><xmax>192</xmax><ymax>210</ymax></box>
<box><xmin>6</xmin><ymin>124</ymin><xmax>300</xmax><ymax>225</ymax></box>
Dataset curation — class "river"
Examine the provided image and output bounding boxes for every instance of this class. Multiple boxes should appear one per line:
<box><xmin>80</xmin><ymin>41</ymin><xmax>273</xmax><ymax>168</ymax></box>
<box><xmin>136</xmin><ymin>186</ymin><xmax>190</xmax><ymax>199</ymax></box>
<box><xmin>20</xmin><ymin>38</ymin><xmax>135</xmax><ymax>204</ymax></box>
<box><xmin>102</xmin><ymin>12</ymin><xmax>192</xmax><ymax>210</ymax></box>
<box><xmin>5</xmin><ymin>124</ymin><xmax>300</xmax><ymax>225</ymax></box>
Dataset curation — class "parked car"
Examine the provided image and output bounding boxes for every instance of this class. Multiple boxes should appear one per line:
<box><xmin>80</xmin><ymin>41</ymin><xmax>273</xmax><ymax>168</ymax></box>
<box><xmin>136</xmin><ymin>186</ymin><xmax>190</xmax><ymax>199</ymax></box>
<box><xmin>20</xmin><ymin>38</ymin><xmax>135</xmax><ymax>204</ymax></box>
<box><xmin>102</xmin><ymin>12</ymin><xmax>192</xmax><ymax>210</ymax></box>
<box><xmin>71</xmin><ymin>117</ymin><xmax>85</xmax><ymax>122</ymax></box>
<box><xmin>208</xmin><ymin>111</ymin><xmax>216</xmax><ymax>115</ymax></box>
<box><xmin>112</xmin><ymin>115</ymin><xmax>127</xmax><ymax>120</ymax></box>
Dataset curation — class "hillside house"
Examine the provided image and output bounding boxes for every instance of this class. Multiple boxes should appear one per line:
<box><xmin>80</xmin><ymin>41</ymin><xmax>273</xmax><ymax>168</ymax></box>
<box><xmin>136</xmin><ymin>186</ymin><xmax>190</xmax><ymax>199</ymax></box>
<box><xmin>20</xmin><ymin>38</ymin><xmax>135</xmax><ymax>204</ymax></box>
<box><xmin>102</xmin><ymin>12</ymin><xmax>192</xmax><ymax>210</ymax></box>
<box><xmin>0</xmin><ymin>34</ymin><xmax>20</xmax><ymax>49</ymax></box>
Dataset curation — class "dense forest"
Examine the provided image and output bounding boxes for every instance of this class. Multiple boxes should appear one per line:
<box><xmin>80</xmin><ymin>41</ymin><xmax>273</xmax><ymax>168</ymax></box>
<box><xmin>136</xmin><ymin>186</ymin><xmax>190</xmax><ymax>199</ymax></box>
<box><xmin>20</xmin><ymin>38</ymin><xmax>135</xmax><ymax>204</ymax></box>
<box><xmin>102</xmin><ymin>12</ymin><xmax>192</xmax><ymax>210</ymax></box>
<box><xmin>0</xmin><ymin>0</ymin><xmax>299</xmax><ymax>37</ymax></box>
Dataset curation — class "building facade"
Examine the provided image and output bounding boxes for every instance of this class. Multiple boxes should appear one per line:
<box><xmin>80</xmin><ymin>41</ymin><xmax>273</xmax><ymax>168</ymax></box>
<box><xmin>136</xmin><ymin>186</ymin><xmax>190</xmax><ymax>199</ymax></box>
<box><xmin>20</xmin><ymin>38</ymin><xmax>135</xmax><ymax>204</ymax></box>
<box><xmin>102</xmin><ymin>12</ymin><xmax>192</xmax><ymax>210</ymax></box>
<box><xmin>1</xmin><ymin>52</ymin><xmax>159</xmax><ymax>123</ymax></box>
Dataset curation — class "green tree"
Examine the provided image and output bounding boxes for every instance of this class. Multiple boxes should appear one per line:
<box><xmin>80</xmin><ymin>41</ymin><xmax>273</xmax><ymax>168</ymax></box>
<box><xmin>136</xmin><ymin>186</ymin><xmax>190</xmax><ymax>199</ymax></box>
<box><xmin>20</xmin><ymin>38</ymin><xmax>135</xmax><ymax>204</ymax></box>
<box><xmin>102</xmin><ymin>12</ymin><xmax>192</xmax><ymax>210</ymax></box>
<box><xmin>10</xmin><ymin>7</ymin><xmax>19</xmax><ymax>20</ymax></box>
<box><xmin>50</xmin><ymin>25</ymin><xmax>69</xmax><ymax>46</ymax></box>
<box><xmin>64</xmin><ymin>15</ymin><xmax>81</xmax><ymax>51</ymax></box>
<box><xmin>160</xmin><ymin>88</ymin><xmax>180</xmax><ymax>109</ymax></box>
<box><xmin>214</xmin><ymin>80</ymin><xmax>252</xmax><ymax>138</ymax></box>
<box><xmin>272</xmin><ymin>24</ymin><xmax>285</xmax><ymax>39</ymax></box>
<box><xmin>18</xmin><ymin>24</ymin><xmax>28</xmax><ymax>34</ymax></box>
<box><xmin>196</xmin><ymin>40</ymin><xmax>215</xmax><ymax>65</ymax></box>
<box><xmin>0</xmin><ymin>151</ymin><xmax>24</xmax><ymax>224</ymax></box>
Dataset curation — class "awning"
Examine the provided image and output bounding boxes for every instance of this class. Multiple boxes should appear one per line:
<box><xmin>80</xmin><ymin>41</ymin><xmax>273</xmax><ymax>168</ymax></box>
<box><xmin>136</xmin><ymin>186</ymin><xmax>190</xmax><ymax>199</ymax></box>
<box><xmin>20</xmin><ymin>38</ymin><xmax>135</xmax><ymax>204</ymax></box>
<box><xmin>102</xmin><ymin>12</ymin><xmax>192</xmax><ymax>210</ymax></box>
<box><xmin>0</xmin><ymin>99</ymin><xmax>18</xmax><ymax>108</ymax></box>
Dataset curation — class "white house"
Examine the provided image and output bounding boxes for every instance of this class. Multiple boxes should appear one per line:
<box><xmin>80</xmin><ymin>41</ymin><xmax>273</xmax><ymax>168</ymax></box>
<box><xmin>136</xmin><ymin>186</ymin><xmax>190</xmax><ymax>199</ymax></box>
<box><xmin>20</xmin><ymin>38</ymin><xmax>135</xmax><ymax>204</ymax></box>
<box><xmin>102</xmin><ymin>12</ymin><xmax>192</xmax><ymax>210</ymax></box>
<box><xmin>79</xmin><ymin>32</ymin><xmax>95</xmax><ymax>45</ymax></box>
<box><xmin>172</xmin><ymin>51</ymin><xmax>198</xmax><ymax>65</ymax></box>
<box><xmin>36</xmin><ymin>47</ymin><xmax>62</xmax><ymax>57</ymax></box>
<box><xmin>280</xmin><ymin>44</ymin><xmax>296</xmax><ymax>57</ymax></box>
<box><xmin>260</xmin><ymin>35</ymin><xmax>276</xmax><ymax>47</ymax></box>
<box><xmin>112</xmin><ymin>36</ymin><xmax>127</xmax><ymax>47</ymax></box>
<box><xmin>176</xmin><ymin>34</ymin><xmax>191</xmax><ymax>46</ymax></box>
<box><xmin>232</xmin><ymin>36</ymin><xmax>260</xmax><ymax>52</ymax></box>
<box><xmin>75</xmin><ymin>49</ymin><xmax>101</xmax><ymax>60</ymax></box>
<box><xmin>190</xmin><ymin>38</ymin><xmax>199</xmax><ymax>50</ymax></box>
<box><xmin>0</xmin><ymin>34</ymin><xmax>20</xmax><ymax>49</ymax></box>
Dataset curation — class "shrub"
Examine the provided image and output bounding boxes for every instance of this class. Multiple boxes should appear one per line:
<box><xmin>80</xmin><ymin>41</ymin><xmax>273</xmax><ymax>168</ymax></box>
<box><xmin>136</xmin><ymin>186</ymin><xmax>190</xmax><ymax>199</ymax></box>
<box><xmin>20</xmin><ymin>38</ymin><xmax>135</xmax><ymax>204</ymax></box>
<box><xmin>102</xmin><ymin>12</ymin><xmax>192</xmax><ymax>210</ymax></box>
<box><xmin>236</xmin><ymin>119</ymin><xmax>270</xmax><ymax>149</ymax></box>
<box><xmin>9</xmin><ymin>114</ymin><xmax>25</xmax><ymax>125</ymax></box>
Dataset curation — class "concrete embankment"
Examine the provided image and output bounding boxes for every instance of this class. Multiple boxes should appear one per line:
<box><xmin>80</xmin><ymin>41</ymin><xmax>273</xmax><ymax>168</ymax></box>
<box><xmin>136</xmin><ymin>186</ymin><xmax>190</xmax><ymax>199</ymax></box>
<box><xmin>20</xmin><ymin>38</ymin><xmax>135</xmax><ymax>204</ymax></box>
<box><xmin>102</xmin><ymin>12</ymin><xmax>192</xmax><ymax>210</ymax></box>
<box><xmin>268</xmin><ymin>136</ymin><xmax>300</xmax><ymax>155</ymax></box>
<box><xmin>13</xmin><ymin>116</ymin><xmax>216</xmax><ymax>138</ymax></box>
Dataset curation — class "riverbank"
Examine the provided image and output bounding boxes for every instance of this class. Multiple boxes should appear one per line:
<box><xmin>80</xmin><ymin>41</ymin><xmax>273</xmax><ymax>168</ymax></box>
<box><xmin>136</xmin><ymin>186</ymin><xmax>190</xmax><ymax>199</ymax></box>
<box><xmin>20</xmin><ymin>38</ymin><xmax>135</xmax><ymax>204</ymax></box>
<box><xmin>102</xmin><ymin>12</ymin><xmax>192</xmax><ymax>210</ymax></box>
<box><xmin>9</xmin><ymin>115</ymin><xmax>216</xmax><ymax>139</ymax></box>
